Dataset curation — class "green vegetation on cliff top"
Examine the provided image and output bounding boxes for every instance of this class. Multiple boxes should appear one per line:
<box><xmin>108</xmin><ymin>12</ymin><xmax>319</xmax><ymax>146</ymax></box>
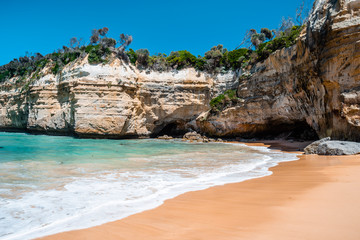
<box><xmin>0</xmin><ymin>22</ymin><xmax>303</xmax><ymax>87</ymax></box>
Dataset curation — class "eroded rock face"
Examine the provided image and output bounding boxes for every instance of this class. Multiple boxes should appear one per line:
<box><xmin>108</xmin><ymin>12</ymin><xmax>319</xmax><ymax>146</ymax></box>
<box><xmin>197</xmin><ymin>0</ymin><xmax>360</xmax><ymax>141</ymax></box>
<box><xmin>0</xmin><ymin>58</ymin><xmax>238</xmax><ymax>137</ymax></box>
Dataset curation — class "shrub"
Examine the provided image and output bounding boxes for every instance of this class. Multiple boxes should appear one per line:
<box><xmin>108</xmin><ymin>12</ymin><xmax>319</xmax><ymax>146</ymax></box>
<box><xmin>210</xmin><ymin>94</ymin><xmax>226</xmax><ymax>109</ymax></box>
<box><xmin>127</xmin><ymin>49</ymin><xmax>137</xmax><ymax>65</ymax></box>
<box><xmin>62</xmin><ymin>52</ymin><xmax>80</xmax><ymax>65</ymax></box>
<box><xmin>210</xmin><ymin>89</ymin><xmax>238</xmax><ymax>111</ymax></box>
<box><xmin>203</xmin><ymin>45</ymin><xmax>227</xmax><ymax>72</ymax></box>
<box><xmin>86</xmin><ymin>44</ymin><xmax>111</xmax><ymax>64</ymax></box>
<box><xmin>148</xmin><ymin>53</ymin><xmax>168</xmax><ymax>72</ymax></box>
<box><xmin>136</xmin><ymin>49</ymin><xmax>150</xmax><ymax>67</ymax></box>
<box><xmin>51</xmin><ymin>62</ymin><xmax>61</xmax><ymax>75</ymax></box>
<box><xmin>0</xmin><ymin>53</ymin><xmax>52</xmax><ymax>82</ymax></box>
<box><xmin>195</xmin><ymin>57</ymin><xmax>206</xmax><ymax>71</ymax></box>
<box><xmin>225</xmin><ymin>48</ymin><xmax>249</xmax><ymax>70</ymax></box>
<box><xmin>0</xmin><ymin>70</ymin><xmax>10</xmax><ymax>83</ymax></box>
<box><xmin>85</xmin><ymin>44</ymin><xmax>100</xmax><ymax>53</ymax></box>
<box><xmin>166</xmin><ymin>50</ymin><xmax>197</xmax><ymax>69</ymax></box>
<box><xmin>255</xmin><ymin>25</ymin><xmax>303</xmax><ymax>62</ymax></box>
<box><xmin>35</xmin><ymin>58</ymin><xmax>49</xmax><ymax>69</ymax></box>
<box><xmin>100</xmin><ymin>38</ymin><xmax>117</xmax><ymax>48</ymax></box>
<box><xmin>48</xmin><ymin>51</ymin><xmax>81</xmax><ymax>74</ymax></box>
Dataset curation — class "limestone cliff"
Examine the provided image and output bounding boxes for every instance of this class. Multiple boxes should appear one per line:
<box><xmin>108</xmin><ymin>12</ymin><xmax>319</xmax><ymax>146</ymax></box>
<box><xmin>0</xmin><ymin>0</ymin><xmax>359</xmax><ymax>140</ymax></box>
<box><xmin>0</xmin><ymin>58</ymin><xmax>237</xmax><ymax>138</ymax></box>
<box><xmin>197</xmin><ymin>0</ymin><xmax>360</xmax><ymax>141</ymax></box>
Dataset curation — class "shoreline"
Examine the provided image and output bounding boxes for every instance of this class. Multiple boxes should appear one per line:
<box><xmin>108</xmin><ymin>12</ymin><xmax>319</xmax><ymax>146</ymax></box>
<box><xmin>38</xmin><ymin>141</ymin><xmax>360</xmax><ymax>240</ymax></box>
<box><xmin>0</xmin><ymin>128</ymin><xmax>317</xmax><ymax>142</ymax></box>
<box><xmin>1</xmin><ymin>135</ymin><xmax>298</xmax><ymax>240</ymax></box>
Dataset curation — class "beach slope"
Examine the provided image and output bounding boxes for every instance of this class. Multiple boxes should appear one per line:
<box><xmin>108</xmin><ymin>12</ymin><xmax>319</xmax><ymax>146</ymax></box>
<box><xmin>39</xmin><ymin>149</ymin><xmax>360</xmax><ymax>240</ymax></box>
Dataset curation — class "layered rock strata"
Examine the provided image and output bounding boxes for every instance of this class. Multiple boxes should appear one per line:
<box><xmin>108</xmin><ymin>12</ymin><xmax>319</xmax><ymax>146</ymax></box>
<box><xmin>197</xmin><ymin>0</ymin><xmax>360</xmax><ymax>141</ymax></box>
<box><xmin>0</xmin><ymin>59</ymin><xmax>238</xmax><ymax>137</ymax></box>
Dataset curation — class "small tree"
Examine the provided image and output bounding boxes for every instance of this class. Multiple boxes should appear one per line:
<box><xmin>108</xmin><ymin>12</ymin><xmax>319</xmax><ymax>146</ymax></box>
<box><xmin>136</xmin><ymin>49</ymin><xmax>150</xmax><ymax>67</ymax></box>
<box><xmin>118</xmin><ymin>33</ymin><xmax>133</xmax><ymax>50</ymax></box>
<box><xmin>236</xmin><ymin>28</ymin><xmax>272</xmax><ymax>50</ymax></box>
<box><xmin>90</xmin><ymin>29</ymin><xmax>100</xmax><ymax>44</ymax></box>
<box><xmin>98</xmin><ymin>27</ymin><xmax>109</xmax><ymax>37</ymax></box>
<box><xmin>249</xmin><ymin>30</ymin><xmax>266</xmax><ymax>49</ymax></box>
<box><xmin>203</xmin><ymin>45</ymin><xmax>227</xmax><ymax>71</ymax></box>
<box><xmin>167</xmin><ymin>50</ymin><xmax>197</xmax><ymax>69</ymax></box>
<box><xmin>100</xmin><ymin>38</ymin><xmax>117</xmax><ymax>48</ymax></box>
<box><xmin>261</xmin><ymin>28</ymin><xmax>273</xmax><ymax>40</ymax></box>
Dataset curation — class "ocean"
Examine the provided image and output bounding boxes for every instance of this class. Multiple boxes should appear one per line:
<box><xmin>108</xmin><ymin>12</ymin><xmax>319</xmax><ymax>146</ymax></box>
<box><xmin>0</xmin><ymin>132</ymin><xmax>298</xmax><ymax>240</ymax></box>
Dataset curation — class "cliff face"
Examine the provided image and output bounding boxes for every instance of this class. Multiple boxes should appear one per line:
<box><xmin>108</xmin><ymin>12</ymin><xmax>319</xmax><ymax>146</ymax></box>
<box><xmin>1</xmin><ymin>0</ymin><xmax>359</xmax><ymax>140</ymax></box>
<box><xmin>197</xmin><ymin>0</ymin><xmax>360</xmax><ymax>140</ymax></box>
<box><xmin>0</xmin><ymin>58</ymin><xmax>237</xmax><ymax>137</ymax></box>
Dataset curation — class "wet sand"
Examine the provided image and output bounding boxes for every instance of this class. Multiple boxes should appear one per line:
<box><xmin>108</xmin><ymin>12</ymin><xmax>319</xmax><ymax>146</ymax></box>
<box><xmin>39</xmin><ymin>142</ymin><xmax>360</xmax><ymax>240</ymax></box>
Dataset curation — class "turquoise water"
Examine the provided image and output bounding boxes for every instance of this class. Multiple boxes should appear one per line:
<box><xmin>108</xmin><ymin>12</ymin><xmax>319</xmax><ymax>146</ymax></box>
<box><xmin>0</xmin><ymin>132</ymin><xmax>298</xmax><ymax>240</ymax></box>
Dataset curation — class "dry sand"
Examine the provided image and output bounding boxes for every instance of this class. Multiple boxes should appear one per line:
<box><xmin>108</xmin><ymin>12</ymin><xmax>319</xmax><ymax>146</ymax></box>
<box><xmin>39</xmin><ymin>142</ymin><xmax>360</xmax><ymax>240</ymax></box>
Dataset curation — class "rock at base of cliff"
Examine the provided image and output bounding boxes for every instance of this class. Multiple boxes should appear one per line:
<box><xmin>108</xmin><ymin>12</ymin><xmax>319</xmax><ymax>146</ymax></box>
<box><xmin>182</xmin><ymin>131</ymin><xmax>219</xmax><ymax>143</ymax></box>
<box><xmin>304</xmin><ymin>138</ymin><xmax>360</xmax><ymax>155</ymax></box>
<box><xmin>158</xmin><ymin>135</ymin><xmax>173</xmax><ymax>140</ymax></box>
<box><xmin>183</xmin><ymin>131</ymin><xmax>203</xmax><ymax>141</ymax></box>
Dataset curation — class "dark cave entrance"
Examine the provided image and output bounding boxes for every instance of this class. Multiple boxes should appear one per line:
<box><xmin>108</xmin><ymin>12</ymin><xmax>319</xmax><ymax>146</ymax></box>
<box><xmin>152</xmin><ymin>121</ymin><xmax>190</xmax><ymax>138</ymax></box>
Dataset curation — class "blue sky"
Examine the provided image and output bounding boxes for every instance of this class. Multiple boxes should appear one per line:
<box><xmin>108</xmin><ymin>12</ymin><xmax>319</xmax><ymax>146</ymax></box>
<box><xmin>0</xmin><ymin>0</ymin><xmax>313</xmax><ymax>65</ymax></box>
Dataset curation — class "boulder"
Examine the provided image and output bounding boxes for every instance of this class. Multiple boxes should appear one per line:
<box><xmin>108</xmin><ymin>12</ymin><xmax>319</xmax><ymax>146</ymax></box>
<box><xmin>183</xmin><ymin>131</ymin><xmax>203</xmax><ymax>141</ymax></box>
<box><xmin>304</xmin><ymin>138</ymin><xmax>360</xmax><ymax>155</ymax></box>
<box><xmin>317</xmin><ymin>141</ymin><xmax>360</xmax><ymax>155</ymax></box>
<box><xmin>158</xmin><ymin>135</ymin><xmax>173</xmax><ymax>140</ymax></box>
<box><xmin>304</xmin><ymin>137</ymin><xmax>331</xmax><ymax>154</ymax></box>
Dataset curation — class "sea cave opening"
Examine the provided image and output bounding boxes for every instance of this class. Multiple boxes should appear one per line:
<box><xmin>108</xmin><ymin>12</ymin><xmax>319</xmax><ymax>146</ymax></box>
<box><xmin>152</xmin><ymin>121</ymin><xmax>190</xmax><ymax>138</ymax></box>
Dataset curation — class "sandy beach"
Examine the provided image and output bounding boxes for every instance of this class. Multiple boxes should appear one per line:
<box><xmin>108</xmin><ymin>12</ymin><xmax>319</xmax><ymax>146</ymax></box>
<box><xmin>39</xmin><ymin>141</ymin><xmax>360</xmax><ymax>240</ymax></box>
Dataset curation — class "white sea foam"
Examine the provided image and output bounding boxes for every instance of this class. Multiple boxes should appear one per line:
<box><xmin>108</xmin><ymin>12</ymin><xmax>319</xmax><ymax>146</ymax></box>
<box><xmin>0</xmin><ymin>138</ymin><xmax>298</xmax><ymax>240</ymax></box>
